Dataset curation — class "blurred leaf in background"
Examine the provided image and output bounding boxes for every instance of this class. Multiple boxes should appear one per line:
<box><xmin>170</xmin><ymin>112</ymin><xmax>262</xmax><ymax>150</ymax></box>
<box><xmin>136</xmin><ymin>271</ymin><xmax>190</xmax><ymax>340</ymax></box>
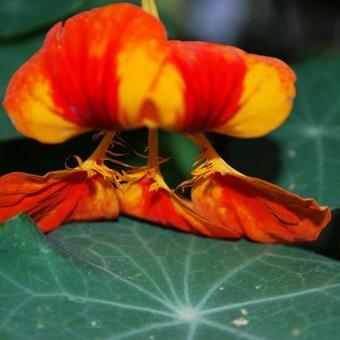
<box><xmin>0</xmin><ymin>0</ymin><xmax>85</xmax><ymax>39</ymax></box>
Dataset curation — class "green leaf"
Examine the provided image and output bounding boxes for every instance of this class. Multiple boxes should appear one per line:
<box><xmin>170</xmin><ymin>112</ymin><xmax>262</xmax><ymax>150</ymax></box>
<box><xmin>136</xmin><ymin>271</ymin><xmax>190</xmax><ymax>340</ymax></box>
<box><xmin>1</xmin><ymin>215</ymin><xmax>340</xmax><ymax>339</ymax></box>
<box><xmin>225</xmin><ymin>57</ymin><xmax>340</xmax><ymax>208</ymax></box>
<box><xmin>0</xmin><ymin>0</ymin><xmax>85</xmax><ymax>39</ymax></box>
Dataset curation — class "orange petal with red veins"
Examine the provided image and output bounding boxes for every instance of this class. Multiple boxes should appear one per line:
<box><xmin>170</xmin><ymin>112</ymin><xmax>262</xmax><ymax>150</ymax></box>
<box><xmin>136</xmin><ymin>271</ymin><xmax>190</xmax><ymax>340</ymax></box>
<box><xmin>118</xmin><ymin>174</ymin><xmax>241</xmax><ymax>238</ymax></box>
<box><xmin>217</xmin><ymin>53</ymin><xmax>296</xmax><ymax>137</ymax></box>
<box><xmin>4</xmin><ymin>4</ymin><xmax>168</xmax><ymax>143</ymax></box>
<box><xmin>0</xmin><ymin>171</ymin><xmax>118</xmax><ymax>232</ymax></box>
<box><xmin>192</xmin><ymin>173</ymin><xmax>331</xmax><ymax>243</ymax></box>
<box><xmin>4</xmin><ymin>4</ymin><xmax>296</xmax><ymax>140</ymax></box>
<box><xmin>152</xmin><ymin>41</ymin><xmax>295</xmax><ymax>137</ymax></box>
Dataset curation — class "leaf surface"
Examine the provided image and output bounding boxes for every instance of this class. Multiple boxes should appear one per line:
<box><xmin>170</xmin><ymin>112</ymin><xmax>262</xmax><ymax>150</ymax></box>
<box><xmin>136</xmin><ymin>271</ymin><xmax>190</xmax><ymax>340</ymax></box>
<box><xmin>271</xmin><ymin>57</ymin><xmax>340</xmax><ymax>207</ymax></box>
<box><xmin>1</xmin><ymin>215</ymin><xmax>340</xmax><ymax>339</ymax></box>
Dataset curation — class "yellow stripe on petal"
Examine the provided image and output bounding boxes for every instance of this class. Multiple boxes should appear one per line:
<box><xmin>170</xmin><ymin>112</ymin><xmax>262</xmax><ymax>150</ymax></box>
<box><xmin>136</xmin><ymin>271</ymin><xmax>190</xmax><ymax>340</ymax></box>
<box><xmin>4</xmin><ymin>54</ymin><xmax>87</xmax><ymax>144</ymax></box>
<box><xmin>146</xmin><ymin>62</ymin><xmax>186</xmax><ymax>129</ymax></box>
<box><xmin>117</xmin><ymin>44</ymin><xmax>165</xmax><ymax>128</ymax></box>
<box><xmin>217</xmin><ymin>55</ymin><xmax>296</xmax><ymax>138</ymax></box>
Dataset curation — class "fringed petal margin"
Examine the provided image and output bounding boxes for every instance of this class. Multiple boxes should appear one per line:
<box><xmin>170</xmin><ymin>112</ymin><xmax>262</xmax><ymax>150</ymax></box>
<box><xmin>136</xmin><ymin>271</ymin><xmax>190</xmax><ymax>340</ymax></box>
<box><xmin>0</xmin><ymin>171</ymin><xmax>119</xmax><ymax>232</ymax></box>
<box><xmin>118</xmin><ymin>171</ymin><xmax>241</xmax><ymax>239</ymax></box>
<box><xmin>192</xmin><ymin>172</ymin><xmax>331</xmax><ymax>243</ymax></box>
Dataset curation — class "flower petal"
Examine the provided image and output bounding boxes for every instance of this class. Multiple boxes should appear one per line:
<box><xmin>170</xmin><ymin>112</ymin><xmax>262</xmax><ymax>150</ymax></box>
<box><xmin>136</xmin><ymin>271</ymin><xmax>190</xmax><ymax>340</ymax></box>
<box><xmin>217</xmin><ymin>53</ymin><xmax>296</xmax><ymax>137</ymax></box>
<box><xmin>4</xmin><ymin>3</ymin><xmax>296</xmax><ymax>140</ymax></box>
<box><xmin>4</xmin><ymin>4</ymin><xmax>169</xmax><ymax>143</ymax></box>
<box><xmin>3</xmin><ymin>49</ymin><xmax>87</xmax><ymax>143</ymax></box>
<box><xmin>153</xmin><ymin>41</ymin><xmax>295</xmax><ymax>136</ymax></box>
<box><xmin>118</xmin><ymin>174</ymin><xmax>241</xmax><ymax>238</ymax></box>
<box><xmin>0</xmin><ymin>171</ymin><xmax>118</xmax><ymax>232</ymax></box>
<box><xmin>192</xmin><ymin>173</ymin><xmax>331</xmax><ymax>243</ymax></box>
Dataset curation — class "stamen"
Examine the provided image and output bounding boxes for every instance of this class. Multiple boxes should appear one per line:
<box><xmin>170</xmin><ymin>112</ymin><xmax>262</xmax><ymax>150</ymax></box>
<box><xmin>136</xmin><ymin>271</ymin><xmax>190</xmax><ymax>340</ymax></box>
<box><xmin>70</xmin><ymin>131</ymin><xmax>120</xmax><ymax>183</ymax></box>
<box><xmin>177</xmin><ymin>133</ymin><xmax>243</xmax><ymax>190</ymax></box>
<box><xmin>88</xmin><ymin>131</ymin><xmax>115</xmax><ymax>162</ymax></box>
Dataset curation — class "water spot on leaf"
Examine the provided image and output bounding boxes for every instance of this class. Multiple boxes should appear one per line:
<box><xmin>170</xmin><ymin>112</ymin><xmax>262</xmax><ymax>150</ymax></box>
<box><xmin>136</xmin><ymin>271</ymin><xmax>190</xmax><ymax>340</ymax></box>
<box><xmin>291</xmin><ymin>328</ymin><xmax>301</xmax><ymax>336</ymax></box>
<box><xmin>232</xmin><ymin>318</ymin><xmax>249</xmax><ymax>327</ymax></box>
<box><xmin>241</xmin><ymin>308</ymin><xmax>248</xmax><ymax>316</ymax></box>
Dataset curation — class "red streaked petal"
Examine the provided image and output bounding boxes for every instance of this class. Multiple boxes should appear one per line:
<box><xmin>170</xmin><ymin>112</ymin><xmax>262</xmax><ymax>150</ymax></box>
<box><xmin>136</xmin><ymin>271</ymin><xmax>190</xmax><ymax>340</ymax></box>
<box><xmin>217</xmin><ymin>53</ymin><xmax>296</xmax><ymax>137</ymax></box>
<box><xmin>155</xmin><ymin>42</ymin><xmax>246</xmax><ymax>132</ymax></box>
<box><xmin>0</xmin><ymin>171</ymin><xmax>118</xmax><ymax>232</ymax></box>
<box><xmin>192</xmin><ymin>173</ymin><xmax>331</xmax><ymax>243</ymax></box>
<box><xmin>118</xmin><ymin>174</ymin><xmax>241</xmax><ymax>238</ymax></box>
<box><xmin>69</xmin><ymin>175</ymin><xmax>119</xmax><ymax>221</ymax></box>
<box><xmin>4</xmin><ymin>4</ymin><xmax>168</xmax><ymax>143</ymax></box>
<box><xmin>4</xmin><ymin>3</ymin><xmax>296</xmax><ymax>139</ymax></box>
<box><xmin>3</xmin><ymin>49</ymin><xmax>87</xmax><ymax>144</ymax></box>
<box><xmin>150</xmin><ymin>41</ymin><xmax>295</xmax><ymax>137</ymax></box>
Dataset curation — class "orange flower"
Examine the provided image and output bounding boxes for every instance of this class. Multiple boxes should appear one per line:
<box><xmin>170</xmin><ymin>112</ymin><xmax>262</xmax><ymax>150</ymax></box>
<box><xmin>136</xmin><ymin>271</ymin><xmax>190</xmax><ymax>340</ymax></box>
<box><xmin>0</xmin><ymin>133</ymin><xmax>119</xmax><ymax>232</ymax></box>
<box><xmin>118</xmin><ymin>167</ymin><xmax>241</xmax><ymax>239</ymax></box>
<box><xmin>116</xmin><ymin>132</ymin><xmax>331</xmax><ymax>244</ymax></box>
<box><xmin>0</xmin><ymin>0</ymin><xmax>331</xmax><ymax>242</ymax></box>
<box><xmin>4</xmin><ymin>3</ymin><xmax>295</xmax><ymax>144</ymax></box>
<box><xmin>0</xmin><ymin>171</ymin><xmax>118</xmax><ymax>232</ymax></box>
<box><xmin>187</xmin><ymin>134</ymin><xmax>331</xmax><ymax>243</ymax></box>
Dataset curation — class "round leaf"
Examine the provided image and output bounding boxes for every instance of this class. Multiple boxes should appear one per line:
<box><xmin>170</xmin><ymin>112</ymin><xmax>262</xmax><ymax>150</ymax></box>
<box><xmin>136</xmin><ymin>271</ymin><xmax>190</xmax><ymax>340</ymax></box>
<box><xmin>1</xmin><ymin>215</ymin><xmax>340</xmax><ymax>338</ymax></box>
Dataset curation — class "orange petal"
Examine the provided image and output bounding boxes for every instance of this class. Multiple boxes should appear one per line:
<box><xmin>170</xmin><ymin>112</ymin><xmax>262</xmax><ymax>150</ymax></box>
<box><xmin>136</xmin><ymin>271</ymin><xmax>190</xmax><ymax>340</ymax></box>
<box><xmin>4</xmin><ymin>3</ymin><xmax>296</xmax><ymax>141</ymax></box>
<box><xmin>118</xmin><ymin>174</ymin><xmax>241</xmax><ymax>238</ymax></box>
<box><xmin>0</xmin><ymin>171</ymin><xmax>118</xmax><ymax>232</ymax></box>
<box><xmin>217</xmin><ymin>53</ymin><xmax>296</xmax><ymax>137</ymax></box>
<box><xmin>4</xmin><ymin>4</ymin><xmax>168</xmax><ymax>143</ymax></box>
<box><xmin>153</xmin><ymin>41</ymin><xmax>295</xmax><ymax>137</ymax></box>
<box><xmin>192</xmin><ymin>173</ymin><xmax>331</xmax><ymax>243</ymax></box>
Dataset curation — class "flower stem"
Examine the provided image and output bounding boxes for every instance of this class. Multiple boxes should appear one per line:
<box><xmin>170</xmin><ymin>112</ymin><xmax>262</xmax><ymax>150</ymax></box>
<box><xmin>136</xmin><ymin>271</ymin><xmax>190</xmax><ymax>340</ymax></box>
<box><xmin>141</xmin><ymin>0</ymin><xmax>160</xmax><ymax>19</ymax></box>
<box><xmin>147</xmin><ymin>128</ymin><xmax>160</xmax><ymax>169</ymax></box>
<box><xmin>89</xmin><ymin>131</ymin><xmax>115</xmax><ymax>162</ymax></box>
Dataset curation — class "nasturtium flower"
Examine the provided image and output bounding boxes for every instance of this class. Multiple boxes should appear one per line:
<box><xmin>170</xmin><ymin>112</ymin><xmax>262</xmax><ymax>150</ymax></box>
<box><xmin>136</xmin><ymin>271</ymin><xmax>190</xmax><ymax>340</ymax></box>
<box><xmin>0</xmin><ymin>170</ymin><xmax>118</xmax><ymax>232</ymax></box>
<box><xmin>188</xmin><ymin>135</ymin><xmax>331</xmax><ymax>243</ymax></box>
<box><xmin>4</xmin><ymin>2</ymin><xmax>294</xmax><ymax>143</ymax></box>
<box><xmin>118</xmin><ymin>167</ymin><xmax>241</xmax><ymax>239</ymax></box>
<box><xmin>0</xmin><ymin>133</ymin><xmax>119</xmax><ymax>232</ymax></box>
<box><xmin>0</xmin><ymin>0</ymin><xmax>331</xmax><ymax>243</ymax></box>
